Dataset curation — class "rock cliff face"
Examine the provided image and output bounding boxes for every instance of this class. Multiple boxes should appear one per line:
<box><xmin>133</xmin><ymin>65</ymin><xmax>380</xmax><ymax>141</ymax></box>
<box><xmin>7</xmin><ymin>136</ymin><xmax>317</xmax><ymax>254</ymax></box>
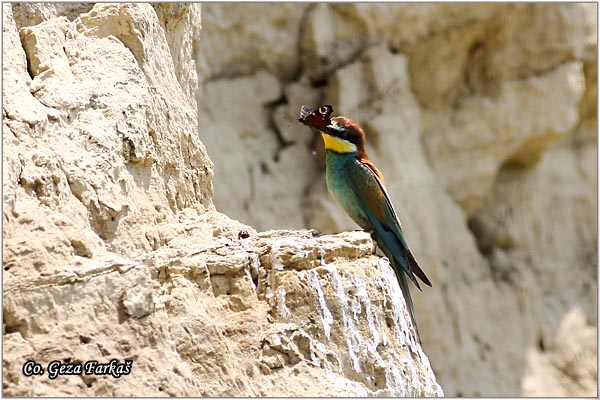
<box><xmin>2</xmin><ymin>3</ymin><xmax>596</xmax><ymax>397</ymax></box>
<box><xmin>197</xmin><ymin>3</ymin><xmax>597</xmax><ymax>397</ymax></box>
<box><xmin>3</xmin><ymin>3</ymin><xmax>441</xmax><ymax>397</ymax></box>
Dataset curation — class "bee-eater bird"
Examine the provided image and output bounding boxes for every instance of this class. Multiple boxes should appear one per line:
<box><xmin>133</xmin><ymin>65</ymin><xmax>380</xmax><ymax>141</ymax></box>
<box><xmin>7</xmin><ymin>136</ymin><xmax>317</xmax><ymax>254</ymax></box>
<box><xmin>299</xmin><ymin>105</ymin><xmax>431</xmax><ymax>343</ymax></box>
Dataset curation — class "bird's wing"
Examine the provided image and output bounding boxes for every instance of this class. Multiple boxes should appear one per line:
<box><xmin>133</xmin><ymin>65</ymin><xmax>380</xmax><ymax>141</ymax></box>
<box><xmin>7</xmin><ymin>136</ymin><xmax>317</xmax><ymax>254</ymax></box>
<box><xmin>346</xmin><ymin>158</ymin><xmax>432</xmax><ymax>289</ymax></box>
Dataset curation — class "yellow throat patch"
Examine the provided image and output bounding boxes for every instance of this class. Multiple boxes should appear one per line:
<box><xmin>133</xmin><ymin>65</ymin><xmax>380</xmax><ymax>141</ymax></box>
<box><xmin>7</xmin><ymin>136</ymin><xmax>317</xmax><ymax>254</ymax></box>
<box><xmin>321</xmin><ymin>132</ymin><xmax>357</xmax><ymax>153</ymax></box>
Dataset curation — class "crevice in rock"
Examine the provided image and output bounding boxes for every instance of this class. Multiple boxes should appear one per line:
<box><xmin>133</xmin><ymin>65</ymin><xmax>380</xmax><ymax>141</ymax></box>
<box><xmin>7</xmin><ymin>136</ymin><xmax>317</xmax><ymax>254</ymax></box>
<box><xmin>4</xmin><ymin>325</ymin><xmax>21</xmax><ymax>335</ymax></box>
<box><xmin>466</xmin><ymin>213</ymin><xmax>509</xmax><ymax>283</ymax></box>
<box><xmin>54</xmin><ymin>3</ymin><xmax>95</xmax><ymax>22</ymax></box>
<box><xmin>265</xmin><ymin>95</ymin><xmax>295</xmax><ymax>163</ymax></box>
<box><xmin>537</xmin><ymin>332</ymin><xmax>546</xmax><ymax>352</ymax></box>
<box><xmin>312</xmin><ymin>43</ymin><xmax>372</xmax><ymax>88</ymax></box>
<box><xmin>466</xmin><ymin>215</ymin><xmax>493</xmax><ymax>259</ymax></box>
<box><xmin>204</xmin><ymin>68</ymin><xmax>260</xmax><ymax>83</ymax></box>
<box><xmin>310</xmin><ymin>75</ymin><xmax>329</xmax><ymax>89</ymax></box>
<box><xmin>472</xmin><ymin>334</ymin><xmax>492</xmax><ymax>361</ymax></box>
<box><xmin>259</xmin><ymin>161</ymin><xmax>270</xmax><ymax>175</ymax></box>
<box><xmin>79</xmin><ymin>335</ymin><xmax>92</xmax><ymax>344</ymax></box>
<box><xmin>293</xmin><ymin>3</ymin><xmax>317</xmax><ymax>82</ymax></box>
<box><xmin>16</xmin><ymin>158</ymin><xmax>25</xmax><ymax>187</ymax></box>
<box><xmin>466</xmin><ymin>169</ymin><xmax>523</xmax><ymax>285</ymax></box>
<box><xmin>20</xmin><ymin>37</ymin><xmax>35</xmax><ymax>80</ymax></box>
<box><xmin>411</xmin><ymin>13</ymin><xmax>501</xmax><ymax>52</ymax></box>
<box><xmin>500</xmin><ymin>132</ymin><xmax>561</xmax><ymax>171</ymax></box>
<box><xmin>245</xmin><ymin>165</ymin><xmax>254</xmax><ymax>213</ymax></box>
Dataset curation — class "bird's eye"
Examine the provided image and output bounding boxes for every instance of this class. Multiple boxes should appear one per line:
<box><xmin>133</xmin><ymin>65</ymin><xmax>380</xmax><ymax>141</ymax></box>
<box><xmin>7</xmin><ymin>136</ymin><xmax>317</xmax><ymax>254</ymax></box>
<box><xmin>318</xmin><ymin>106</ymin><xmax>328</xmax><ymax>114</ymax></box>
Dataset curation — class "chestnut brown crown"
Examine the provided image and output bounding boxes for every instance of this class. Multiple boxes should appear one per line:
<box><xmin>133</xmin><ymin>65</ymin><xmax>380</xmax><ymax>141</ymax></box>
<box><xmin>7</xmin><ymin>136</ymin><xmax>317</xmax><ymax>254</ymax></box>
<box><xmin>299</xmin><ymin>105</ymin><xmax>367</xmax><ymax>152</ymax></box>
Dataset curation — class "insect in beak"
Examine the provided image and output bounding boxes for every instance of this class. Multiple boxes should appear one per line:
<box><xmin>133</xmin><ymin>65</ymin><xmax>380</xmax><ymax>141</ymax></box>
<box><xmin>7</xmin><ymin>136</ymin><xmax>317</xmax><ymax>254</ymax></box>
<box><xmin>298</xmin><ymin>105</ymin><xmax>334</xmax><ymax>132</ymax></box>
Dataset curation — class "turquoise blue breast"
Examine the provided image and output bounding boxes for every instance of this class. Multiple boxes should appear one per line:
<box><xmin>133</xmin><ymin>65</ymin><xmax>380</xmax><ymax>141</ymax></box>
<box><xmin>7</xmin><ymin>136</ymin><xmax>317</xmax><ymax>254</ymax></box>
<box><xmin>325</xmin><ymin>151</ymin><xmax>371</xmax><ymax>230</ymax></box>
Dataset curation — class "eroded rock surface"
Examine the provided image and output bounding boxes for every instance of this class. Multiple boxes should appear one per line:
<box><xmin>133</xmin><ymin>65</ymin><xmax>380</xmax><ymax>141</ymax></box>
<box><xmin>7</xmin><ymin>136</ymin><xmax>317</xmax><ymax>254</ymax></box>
<box><xmin>197</xmin><ymin>3</ymin><xmax>597</xmax><ymax>397</ymax></box>
<box><xmin>3</xmin><ymin>2</ymin><xmax>596</xmax><ymax>397</ymax></box>
<box><xmin>3</xmin><ymin>212</ymin><xmax>442</xmax><ymax>396</ymax></box>
<box><xmin>3</xmin><ymin>3</ymin><xmax>442</xmax><ymax>397</ymax></box>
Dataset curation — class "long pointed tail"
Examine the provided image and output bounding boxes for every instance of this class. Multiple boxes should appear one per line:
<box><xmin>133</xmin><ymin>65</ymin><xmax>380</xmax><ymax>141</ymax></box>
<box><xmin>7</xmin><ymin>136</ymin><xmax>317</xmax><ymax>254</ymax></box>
<box><xmin>374</xmin><ymin>231</ymin><xmax>426</xmax><ymax>345</ymax></box>
<box><xmin>397</xmin><ymin>269</ymin><xmax>422</xmax><ymax>344</ymax></box>
<box><xmin>377</xmin><ymin>240</ymin><xmax>423</xmax><ymax>344</ymax></box>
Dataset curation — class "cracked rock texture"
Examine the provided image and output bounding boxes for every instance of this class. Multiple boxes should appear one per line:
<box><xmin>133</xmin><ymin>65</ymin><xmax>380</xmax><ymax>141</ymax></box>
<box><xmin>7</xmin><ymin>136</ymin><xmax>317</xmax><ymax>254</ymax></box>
<box><xmin>3</xmin><ymin>3</ymin><xmax>442</xmax><ymax>397</ymax></box>
<box><xmin>197</xmin><ymin>2</ymin><xmax>598</xmax><ymax>397</ymax></box>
